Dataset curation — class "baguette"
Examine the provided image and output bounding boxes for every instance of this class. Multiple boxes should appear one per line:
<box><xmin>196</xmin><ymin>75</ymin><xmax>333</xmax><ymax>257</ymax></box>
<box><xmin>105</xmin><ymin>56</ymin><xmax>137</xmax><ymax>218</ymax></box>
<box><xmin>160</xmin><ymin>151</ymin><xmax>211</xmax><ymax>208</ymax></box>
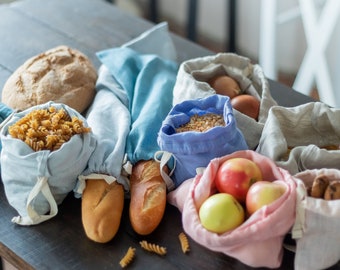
<box><xmin>129</xmin><ymin>160</ymin><xmax>167</xmax><ymax>235</ymax></box>
<box><xmin>81</xmin><ymin>179</ymin><xmax>124</xmax><ymax>243</ymax></box>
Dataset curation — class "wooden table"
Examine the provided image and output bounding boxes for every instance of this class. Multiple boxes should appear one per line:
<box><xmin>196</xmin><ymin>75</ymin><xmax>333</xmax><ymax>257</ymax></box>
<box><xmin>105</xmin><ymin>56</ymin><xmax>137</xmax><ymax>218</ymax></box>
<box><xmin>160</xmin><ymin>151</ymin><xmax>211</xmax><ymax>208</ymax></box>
<box><xmin>0</xmin><ymin>0</ymin><xmax>336</xmax><ymax>269</ymax></box>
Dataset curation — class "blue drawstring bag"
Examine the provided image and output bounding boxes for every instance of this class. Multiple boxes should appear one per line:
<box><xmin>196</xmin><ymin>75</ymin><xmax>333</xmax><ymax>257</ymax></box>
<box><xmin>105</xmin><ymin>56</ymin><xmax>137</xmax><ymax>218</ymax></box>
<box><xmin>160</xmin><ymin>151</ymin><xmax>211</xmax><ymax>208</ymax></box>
<box><xmin>1</xmin><ymin>102</ymin><xmax>96</xmax><ymax>225</ymax></box>
<box><xmin>0</xmin><ymin>103</ymin><xmax>13</xmax><ymax>122</ymax></box>
<box><xmin>0</xmin><ymin>102</ymin><xmax>14</xmax><ymax>152</ymax></box>
<box><xmin>157</xmin><ymin>94</ymin><xmax>248</xmax><ymax>187</ymax></box>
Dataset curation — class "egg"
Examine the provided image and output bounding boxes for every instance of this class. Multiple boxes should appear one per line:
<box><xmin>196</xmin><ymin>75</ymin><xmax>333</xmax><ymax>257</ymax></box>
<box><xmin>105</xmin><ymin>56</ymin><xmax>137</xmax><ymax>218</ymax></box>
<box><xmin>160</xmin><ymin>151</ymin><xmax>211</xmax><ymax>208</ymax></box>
<box><xmin>231</xmin><ymin>94</ymin><xmax>260</xmax><ymax>120</ymax></box>
<box><xmin>208</xmin><ymin>75</ymin><xmax>241</xmax><ymax>99</ymax></box>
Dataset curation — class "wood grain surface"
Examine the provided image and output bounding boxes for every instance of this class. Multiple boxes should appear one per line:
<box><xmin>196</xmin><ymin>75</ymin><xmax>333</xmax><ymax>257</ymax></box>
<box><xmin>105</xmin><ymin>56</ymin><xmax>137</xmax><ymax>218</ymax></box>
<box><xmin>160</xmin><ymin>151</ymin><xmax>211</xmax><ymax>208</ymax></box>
<box><xmin>0</xmin><ymin>0</ymin><xmax>336</xmax><ymax>269</ymax></box>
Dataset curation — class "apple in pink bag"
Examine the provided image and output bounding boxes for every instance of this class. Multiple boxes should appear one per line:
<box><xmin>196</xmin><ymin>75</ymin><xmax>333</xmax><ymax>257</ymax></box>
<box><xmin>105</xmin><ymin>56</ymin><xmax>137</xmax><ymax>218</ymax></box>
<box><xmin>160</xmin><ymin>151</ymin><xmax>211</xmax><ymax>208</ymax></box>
<box><xmin>167</xmin><ymin>150</ymin><xmax>297</xmax><ymax>268</ymax></box>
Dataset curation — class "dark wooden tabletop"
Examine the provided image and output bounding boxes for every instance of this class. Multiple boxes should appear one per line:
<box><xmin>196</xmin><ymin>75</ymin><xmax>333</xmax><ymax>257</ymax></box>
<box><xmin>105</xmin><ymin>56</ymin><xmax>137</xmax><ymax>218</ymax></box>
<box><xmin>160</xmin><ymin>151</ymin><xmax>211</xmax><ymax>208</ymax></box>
<box><xmin>0</xmin><ymin>0</ymin><xmax>336</xmax><ymax>270</ymax></box>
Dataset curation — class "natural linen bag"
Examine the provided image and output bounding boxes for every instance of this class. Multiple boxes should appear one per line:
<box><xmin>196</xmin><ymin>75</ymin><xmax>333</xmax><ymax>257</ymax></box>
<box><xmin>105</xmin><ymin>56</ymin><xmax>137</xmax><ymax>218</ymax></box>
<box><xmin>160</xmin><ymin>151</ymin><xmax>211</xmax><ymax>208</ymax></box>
<box><xmin>292</xmin><ymin>169</ymin><xmax>340</xmax><ymax>270</ymax></box>
<box><xmin>0</xmin><ymin>101</ymin><xmax>96</xmax><ymax>225</ymax></box>
<box><xmin>157</xmin><ymin>94</ymin><xmax>248</xmax><ymax>188</ymax></box>
<box><xmin>167</xmin><ymin>150</ymin><xmax>297</xmax><ymax>268</ymax></box>
<box><xmin>256</xmin><ymin>102</ymin><xmax>340</xmax><ymax>175</ymax></box>
<box><xmin>172</xmin><ymin>53</ymin><xmax>277</xmax><ymax>149</ymax></box>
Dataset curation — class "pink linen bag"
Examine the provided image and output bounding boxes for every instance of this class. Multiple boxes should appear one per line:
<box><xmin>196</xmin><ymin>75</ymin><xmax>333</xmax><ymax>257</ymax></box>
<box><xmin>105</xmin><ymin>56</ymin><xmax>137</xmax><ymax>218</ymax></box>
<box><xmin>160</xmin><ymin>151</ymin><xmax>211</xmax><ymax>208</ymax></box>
<box><xmin>168</xmin><ymin>150</ymin><xmax>297</xmax><ymax>268</ymax></box>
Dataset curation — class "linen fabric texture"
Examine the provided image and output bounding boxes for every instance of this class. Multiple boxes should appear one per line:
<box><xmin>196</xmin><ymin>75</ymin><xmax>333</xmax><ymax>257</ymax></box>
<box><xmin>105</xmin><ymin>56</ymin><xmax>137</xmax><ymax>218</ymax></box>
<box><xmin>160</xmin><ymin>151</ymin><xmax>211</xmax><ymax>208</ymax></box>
<box><xmin>172</xmin><ymin>53</ymin><xmax>277</xmax><ymax>150</ymax></box>
<box><xmin>0</xmin><ymin>102</ymin><xmax>13</xmax><ymax>152</ymax></box>
<box><xmin>292</xmin><ymin>169</ymin><xmax>340</xmax><ymax>270</ymax></box>
<box><xmin>256</xmin><ymin>102</ymin><xmax>340</xmax><ymax>174</ymax></box>
<box><xmin>76</xmin><ymin>22</ymin><xmax>179</xmax><ymax>194</ymax></box>
<box><xmin>167</xmin><ymin>150</ymin><xmax>297</xmax><ymax>268</ymax></box>
<box><xmin>158</xmin><ymin>94</ymin><xmax>248</xmax><ymax>187</ymax></box>
<box><xmin>0</xmin><ymin>102</ymin><xmax>13</xmax><ymax>123</ymax></box>
<box><xmin>0</xmin><ymin>102</ymin><xmax>96</xmax><ymax>225</ymax></box>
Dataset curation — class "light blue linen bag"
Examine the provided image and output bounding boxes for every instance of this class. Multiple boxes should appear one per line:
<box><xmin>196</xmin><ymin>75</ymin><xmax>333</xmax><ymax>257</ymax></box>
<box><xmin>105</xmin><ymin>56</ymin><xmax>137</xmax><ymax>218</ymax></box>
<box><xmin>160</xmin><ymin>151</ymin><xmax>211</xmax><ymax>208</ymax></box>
<box><xmin>76</xmin><ymin>22</ymin><xmax>178</xmax><ymax>193</ymax></box>
<box><xmin>1</xmin><ymin>101</ymin><xmax>96</xmax><ymax>225</ymax></box>
<box><xmin>0</xmin><ymin>102</ymin><xmax>13</xmax><ymax>152</ymax></box>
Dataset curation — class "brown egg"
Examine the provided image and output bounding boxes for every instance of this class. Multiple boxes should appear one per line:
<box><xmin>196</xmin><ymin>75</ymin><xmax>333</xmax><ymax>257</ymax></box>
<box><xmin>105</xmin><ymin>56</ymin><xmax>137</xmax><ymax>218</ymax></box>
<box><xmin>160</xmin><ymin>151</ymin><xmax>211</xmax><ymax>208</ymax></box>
<box><xmin>208</xmin><ymin>75</ymin><xmax>241</xmax><ymax>99</ymax></box>
<box><xmin>231</xmin><ymin>94</ymin><xmax>260</xmax><ymax>120</ymax></box>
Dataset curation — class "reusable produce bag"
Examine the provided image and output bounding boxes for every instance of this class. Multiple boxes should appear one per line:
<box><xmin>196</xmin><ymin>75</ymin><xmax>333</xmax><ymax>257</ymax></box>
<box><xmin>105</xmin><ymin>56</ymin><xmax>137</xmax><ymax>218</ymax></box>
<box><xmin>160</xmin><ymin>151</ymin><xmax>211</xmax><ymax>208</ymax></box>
<box><xmin>75</xmin><ymin>22</ymin><xmax>179</xmax><ymax>194</ymax></box>
<box><xmin>95</xmin><ymin>24</ymin><xmax>177</xmax><ymax>167</ymax></box>
<box><xmin>257</xmin><ymin>102</ymin><xmax>340</xmax><ymax>175</ymax></box>
<box><xmin>0</xmin><ymin>102</ymin><xmax>13</xmax><ymax>152</ymax></box>
<box><xmin>157</xmin><ymin>94</ymin><xmax>248</xmax><ymax>188</ymax></box>
<box><xmin>0</xmin><ymin>102</ymin><xmax>13</xmax><ymax>123</ymax></box>
<box><xmin>292</xmin><ymin>169</ymin><xmax>340</xmax><ymax>270</ymax></box>
<box><xmin>1</xmin><ymin>101</ymin><xmax>96</xmax><ymax>225</ymax></box>
<box><xmin>168</xmin><ymin>150</ymin><xmax>297</xmax><ymax>268</ymax></box>
<box><xmin>172</xmin><ymin>53</ymin><xmax>277</xmax><ymax>149</ymax></box>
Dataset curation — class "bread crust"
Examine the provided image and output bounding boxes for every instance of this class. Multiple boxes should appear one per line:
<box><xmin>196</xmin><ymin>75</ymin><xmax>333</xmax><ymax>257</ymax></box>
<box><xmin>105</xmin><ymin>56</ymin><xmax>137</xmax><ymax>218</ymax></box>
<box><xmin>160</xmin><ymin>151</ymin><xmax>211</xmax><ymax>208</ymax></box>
<box><xmin>2</xmin><ymin>45</ymin><xmax>97</xmax><ymax>113</ymax></box>
<box><xmin>129</xmin><ymin>160</ymin><xmax>167</xmax><ymax>235</ymax></box>
<box><xmin>81</xmin><ymin>179</ymin><xmax>124</xmax><ymax>243</ymax></box>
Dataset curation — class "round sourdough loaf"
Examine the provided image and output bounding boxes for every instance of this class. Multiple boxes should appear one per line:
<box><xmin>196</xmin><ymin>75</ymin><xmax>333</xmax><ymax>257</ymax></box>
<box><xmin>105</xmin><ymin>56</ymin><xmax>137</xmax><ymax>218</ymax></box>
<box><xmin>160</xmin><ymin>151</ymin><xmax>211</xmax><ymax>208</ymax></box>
<box><xmin>2</xmin><ymin>45</ymin><xmax>97</xmax><ymax>113</ymax></box>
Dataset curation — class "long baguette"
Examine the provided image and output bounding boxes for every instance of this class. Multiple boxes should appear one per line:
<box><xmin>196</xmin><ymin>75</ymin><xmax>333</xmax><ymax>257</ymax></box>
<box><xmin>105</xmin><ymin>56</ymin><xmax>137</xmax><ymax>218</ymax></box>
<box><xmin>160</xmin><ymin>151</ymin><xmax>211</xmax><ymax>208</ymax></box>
<box><xmin>81</xmin><ymin>179</ymin><xmax>124</xmax><ymax>243</ymax></box>
<box><xmin>129</xmin><ymin>160</ymin><xmax>167</xmax><ymax>235</ymax></box>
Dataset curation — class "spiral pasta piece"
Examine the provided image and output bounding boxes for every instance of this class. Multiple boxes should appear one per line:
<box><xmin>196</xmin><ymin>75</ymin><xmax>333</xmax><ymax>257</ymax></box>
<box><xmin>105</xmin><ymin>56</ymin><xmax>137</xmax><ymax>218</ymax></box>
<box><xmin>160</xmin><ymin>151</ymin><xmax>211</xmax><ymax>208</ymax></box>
<box><xmin>178</xmin><ymin>232</ymin><xmax>190</xmax><ymax>254</ymax></box>
<box><xmin>119</xmin><ymin>247</ymin><xmax>136</xmax><ymax>268</ymax></box>
<box><xmin>139</xmin><ymin>240</ymin><xmax>167</xmax><ymax>256</ymax></box>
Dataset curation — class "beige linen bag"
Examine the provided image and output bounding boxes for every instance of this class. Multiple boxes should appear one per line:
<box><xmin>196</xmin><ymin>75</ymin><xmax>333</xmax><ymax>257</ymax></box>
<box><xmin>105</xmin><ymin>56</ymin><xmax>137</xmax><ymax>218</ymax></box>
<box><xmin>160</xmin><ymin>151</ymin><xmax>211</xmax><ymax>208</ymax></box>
<box><xmin>256</xmin><ymin>102</ymin><xmax>340</xmax><ymax>174</ymax></box>
<box><xmin>172</xmin><ymin>53</ymin><xmax>277</xmax><ymax>149</ymax></box>
<box><xmin>292</xmin><ymin>169</ymin><xmax>340</xmax><ymax>270</ymax></box>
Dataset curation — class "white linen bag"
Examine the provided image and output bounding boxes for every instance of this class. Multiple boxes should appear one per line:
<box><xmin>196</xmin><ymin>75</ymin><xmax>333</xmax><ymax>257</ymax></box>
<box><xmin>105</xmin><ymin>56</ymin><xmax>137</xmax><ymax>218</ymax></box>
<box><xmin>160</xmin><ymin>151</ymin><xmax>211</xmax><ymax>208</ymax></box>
<box><xmin>172</xmin><ymin>52</ymin><xmax>277</xmax><ymax>149</ymax></box>
<box><xmin>1</xmin><ymin>101</ymin><xmax>96</xmax><ymax>225</ymax></box>
<box><xmin>256</xmin><ymin>102</ymin><xmax>340</xmax><ymax>175</ymax></box>
<box><xmin>292</xmin><ymin>169</ymin><xmax>340</xmax><ymax>270</ymax></box>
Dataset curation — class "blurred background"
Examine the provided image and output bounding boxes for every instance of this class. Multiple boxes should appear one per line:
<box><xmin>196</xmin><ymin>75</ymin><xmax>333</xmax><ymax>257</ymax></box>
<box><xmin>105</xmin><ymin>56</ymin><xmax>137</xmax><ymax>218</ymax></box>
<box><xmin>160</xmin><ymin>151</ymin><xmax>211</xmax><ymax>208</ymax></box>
<box><xmin>2</xmin><ymin>0</ymin><xmax>340</xmax><ymax>106</ymax></box>
<box><xmin>112</xmin><ymin>0</ymin><xmax>340</xmax><ymax>107</ymax></box>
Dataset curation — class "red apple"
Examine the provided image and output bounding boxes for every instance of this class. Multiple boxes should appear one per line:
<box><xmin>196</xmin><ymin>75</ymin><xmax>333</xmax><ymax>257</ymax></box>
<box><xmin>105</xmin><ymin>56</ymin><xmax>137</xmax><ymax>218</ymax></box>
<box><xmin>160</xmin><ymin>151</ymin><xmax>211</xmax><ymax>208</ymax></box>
<box><xmin>199</xmin><ymin>193</ymin><xmax>245</xmax><ymax>234</ymax></box>
<box><xmin>246</xmin><ymin>181</ymin><xmax>286</xmax><ymax>215</ymax></box>
<box><xmin>215</xmin><ymin>158</ymin><xmax>262</xmax><ymax>203</ymax></box>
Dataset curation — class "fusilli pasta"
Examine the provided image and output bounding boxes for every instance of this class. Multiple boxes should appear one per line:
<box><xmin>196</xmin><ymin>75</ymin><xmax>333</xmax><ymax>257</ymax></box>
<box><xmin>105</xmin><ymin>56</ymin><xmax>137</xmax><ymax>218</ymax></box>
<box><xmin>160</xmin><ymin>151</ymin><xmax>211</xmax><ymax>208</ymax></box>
<box><xmin>139</xmin><ymin>240</ymin><xmax>167</xmax><ymax>256</ymax></box>
<box><xmin>178</xmin><ymin>232</ymin><xmax>190</xmax><ymax>254</ymax></box>
<box><xmin>119</xmin><ymin>247</ymin><xmax>136</xmax><ymax>268</ymax></box>
<box><xmin>8</xmin><ymin>106</ymin><xmax>91</xmax><ymax>151</ymax></box>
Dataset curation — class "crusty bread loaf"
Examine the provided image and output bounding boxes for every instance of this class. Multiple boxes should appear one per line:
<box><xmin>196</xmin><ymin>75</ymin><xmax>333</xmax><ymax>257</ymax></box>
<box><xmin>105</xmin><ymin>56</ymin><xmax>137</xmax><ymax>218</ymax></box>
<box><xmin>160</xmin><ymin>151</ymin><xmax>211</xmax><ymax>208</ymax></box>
<box><xmin>2</xmin><ymin>45</ymin><xmax>97</xmax><ymax>113</ymax></box>
<box><xmin>129</xmin><ymin>160</ymin><xmax>167</xmax><ymax>235</ymax></box>
<box><xmin>81</xmin><ymin>179</ymin><xmax>124</xmax><ymax>243</ymax></box>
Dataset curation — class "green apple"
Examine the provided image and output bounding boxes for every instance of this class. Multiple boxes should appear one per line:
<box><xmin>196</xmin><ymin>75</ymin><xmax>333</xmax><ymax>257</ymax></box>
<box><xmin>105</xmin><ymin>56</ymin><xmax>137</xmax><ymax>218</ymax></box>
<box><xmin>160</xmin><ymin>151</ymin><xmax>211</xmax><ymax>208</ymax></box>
<box><xmin>199</xmin><ymin>193</ymin><xmax>245</xmax><ymax>234</ymax></box>
<box><xmin>246</xmin><ymin>180</ymin><xmax>286</xmax><ymax>215</ymax></box>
